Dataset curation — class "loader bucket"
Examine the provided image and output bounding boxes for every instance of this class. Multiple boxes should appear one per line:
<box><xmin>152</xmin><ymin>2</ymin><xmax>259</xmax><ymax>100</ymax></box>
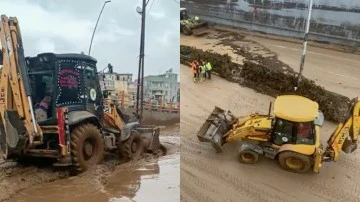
<box><xmin>197</xmin><ymin>107</ymin><xmax>236</xmax><ymax>153</ymax></box>
<box><xmin>192</xmin><ymin>22</ymin><xmax>209</xmax><ymax>36</ymax></box>
<box><xmin>137</xmin><ymin>125</ymin><xmax>162</xmax><ymax>153</ymax></box>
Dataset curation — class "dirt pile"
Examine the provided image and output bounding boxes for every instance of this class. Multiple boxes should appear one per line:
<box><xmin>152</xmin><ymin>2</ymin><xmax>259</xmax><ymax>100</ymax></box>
<box><xmin>180</xmin><ymin>45</ymin><xmax>351</xmax><ymax>122</ymax></box>
<box><xmin>180</xmin><ymin>45</ymin><xmax>240</xmax><ymax>80</ymax></box>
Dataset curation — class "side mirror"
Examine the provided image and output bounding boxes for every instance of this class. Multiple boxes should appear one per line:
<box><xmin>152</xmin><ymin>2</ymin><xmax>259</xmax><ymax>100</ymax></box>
<box><xmin>314</xmin><ymin>111</ymin><xmax>324</xmax><ymax>127</ymax></box>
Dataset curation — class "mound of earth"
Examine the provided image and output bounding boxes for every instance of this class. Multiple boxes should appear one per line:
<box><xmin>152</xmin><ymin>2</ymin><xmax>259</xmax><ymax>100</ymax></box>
<box><xmin>180</xmin><ymin>45</ymin><xmax>350</xmax><ymax>122</ymax></box>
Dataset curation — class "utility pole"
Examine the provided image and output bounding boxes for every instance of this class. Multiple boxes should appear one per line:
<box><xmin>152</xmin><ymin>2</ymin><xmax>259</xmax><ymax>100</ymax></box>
<box><xmin>295</xmin><ymin>0</ymin><xmax>313</xmax><ymax>91</ymax></box>
<box><xmin>88</xmin><ymin>0</ymin><xmax>111</xmax><ymax>56</ymax></box>
<box><xmin>136</xmin><ymin>0</ymin><xmax>147</xmax><ymax>123</ymax></box>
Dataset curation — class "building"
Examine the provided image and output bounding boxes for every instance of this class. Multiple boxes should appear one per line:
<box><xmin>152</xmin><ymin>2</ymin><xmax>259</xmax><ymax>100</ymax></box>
<box><xmin>99</xmin><ymin>73</ymin><xmax>132</xmax><ymax>92</ymax></box>
<box><xmin>99</xmin><ymin>72</ymin><xmax>133</xmax><ymax>107</ymax></box>
<box><xmin>140</xmin><ymin>68</ymin><xmax>179</xmax><ymax>104</ymax></box>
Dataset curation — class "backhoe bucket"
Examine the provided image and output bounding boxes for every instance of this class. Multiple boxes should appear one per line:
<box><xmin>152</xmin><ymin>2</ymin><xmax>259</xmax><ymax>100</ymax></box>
<box><xmin>138</xmin><ymin>125</ymin><xmax>162</xmax><ymax>153</ymax></box>
<box><xmin>0</xmin><ymin>110</ymin><xmax>26</xmax><ymax>159</ymax></box>
<box><xmin>197</xmin><ymin>107</ymin><xmax>236</xmax><ymax>152</ymax></box>
<box><xmin>342</xmin><ymin>138</ymin><xmax>358</xmax><ymax>154</ymax></box>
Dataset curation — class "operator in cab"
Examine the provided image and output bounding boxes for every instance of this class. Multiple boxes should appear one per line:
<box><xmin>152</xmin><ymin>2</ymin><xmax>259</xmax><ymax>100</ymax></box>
<box><xmin>34</xmin><ymin>95</ymin><xmax>52</xmax><ymax>122</ymax></box>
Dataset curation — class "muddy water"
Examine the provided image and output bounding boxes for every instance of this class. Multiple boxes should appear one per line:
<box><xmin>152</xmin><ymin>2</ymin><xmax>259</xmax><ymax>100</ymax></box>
<box><xmin>7</xmin><ymin>135</ymin><xmax>179</xmax><ymax>202</ymax></box>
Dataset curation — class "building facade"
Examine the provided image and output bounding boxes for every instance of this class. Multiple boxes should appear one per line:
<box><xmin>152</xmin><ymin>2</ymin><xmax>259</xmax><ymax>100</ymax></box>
<box><xmin>99</xmin><ymin>72</ymin><xmax>134</xmax><ymax>107</ymax></box>
<box><xmin>140</xmin><ymin>68</ymin><xmax>179</xmax><ymax>104</ymax></box>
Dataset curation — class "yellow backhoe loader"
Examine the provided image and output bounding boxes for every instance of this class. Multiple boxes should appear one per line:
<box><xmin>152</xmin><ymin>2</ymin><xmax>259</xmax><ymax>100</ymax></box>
<box><xmin>0</xmin><ymin>15</ymin><xmax>162</xmax><ymax>173</ymax></box>
<box><xmin>197</xmin><ymin>95</ymin><xmax>360</xmax><ymax>173</ymax></box>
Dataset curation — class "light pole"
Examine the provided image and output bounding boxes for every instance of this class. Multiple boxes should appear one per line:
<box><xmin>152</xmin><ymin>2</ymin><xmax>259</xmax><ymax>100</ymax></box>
<box><xmin>295</xmin><ymin>0</ymin><xmax>313</xmax><ymax>91</ymax></box>
<box><xmin>136</xmin><ymin>0</ymin><xmax>148</xmax><ymax>123</ymax></box>
<box><xmin>88</xmin><ymin>0</ymin><xmax>111</xmax><ymax>56</ymax></box>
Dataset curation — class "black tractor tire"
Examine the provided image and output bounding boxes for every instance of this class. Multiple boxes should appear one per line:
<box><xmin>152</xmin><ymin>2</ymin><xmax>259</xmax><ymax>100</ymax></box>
<box><xmin>70</xmin><ymin>123</ymin><xmax>104</xmax><ymax>173</ymax></box>
<box><xmin>182</xmin><ymin>26</ymin><xmax>192</xmax><ymax>35</ymax></box>
<box><xmin>278</xmin><ymin>151</ymin><xmax>311</xmax><ymax>173</ymax></box>
<box><xmin>238</xmin><ymin>150</ymin><xmax>259</xmax><ymax>164</ymax></box>
<box><xmin>119</xmin><ymin>130</ymin><xmax>144</xmax><ymax>161</ymax></box>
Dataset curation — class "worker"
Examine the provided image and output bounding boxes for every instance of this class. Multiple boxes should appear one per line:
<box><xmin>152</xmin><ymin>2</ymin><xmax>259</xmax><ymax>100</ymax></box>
<box><xmin>205</xmin><ymin>60</ymin><xmax>212</xmax><ymax>79</ymax></box>
<box><xmin>200</xmin><ymin>60</ymin><xmax>207</xmax><ymax>82</ymax></box>
<box><xmin>191</xmin><ymin>60</ymin><xmax>200</xmax><ymax>82</ymax></box>
<box><xmin>34</xmin><ymin>95</ymin><xmax>52</xmax><ymax>122</ymax></box>
<box><xmin>297</xmin><ymin>123</ymin><xmax>311</xmax><ymax>138</ymax></box>
<box><xmin>191</xmin><ymin>61</ymin><xmax>197</xmax><ymax>80</ymax></box>
<box><xmin>195</xmin><ymin>60</ymin><xmax>200</xmax><ymax>78</ymax></box>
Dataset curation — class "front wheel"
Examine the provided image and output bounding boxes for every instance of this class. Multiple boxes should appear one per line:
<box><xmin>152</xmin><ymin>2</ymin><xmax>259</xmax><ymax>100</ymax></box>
<box><xmin>182</xmin><ymin>26</ymin><xmax>192</xmax><ymax>35</ymax></box>
<box><xmin>70</xmin><ymin>123</ymin><xmax>104</xmax><ymax>173</ymax></box>
<box><xmin>119</xmin><ymin>130</ymin><xmax>144</xmax><ymax>161</ymax></box>
<box><xmin>278</xmin><ymin>151</ymin><xmax>311</xmax><ymax>173</ymax></box>
<box><xmin>238</xmin><ymin>150</ymin><xmax>259</xmax><ymax>164</ymax></box>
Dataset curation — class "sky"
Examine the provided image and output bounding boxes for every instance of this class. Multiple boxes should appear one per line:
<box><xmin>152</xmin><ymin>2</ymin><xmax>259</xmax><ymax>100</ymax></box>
<box><xmin>0</xmin><ymin>0</ymin><xmax>180</xmax><ymax>80</ymax></box>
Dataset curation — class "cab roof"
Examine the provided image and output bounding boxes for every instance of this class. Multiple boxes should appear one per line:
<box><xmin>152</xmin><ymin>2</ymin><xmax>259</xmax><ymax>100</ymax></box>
<box><xmin>180</xmin><ymin>8</ymin><xmax>186</xmax><ymax>11</ymax></box>
<box><xmin>273</xmin><ymin>95</ymin><xmax>319</xmax><ymax>122</ymax></box>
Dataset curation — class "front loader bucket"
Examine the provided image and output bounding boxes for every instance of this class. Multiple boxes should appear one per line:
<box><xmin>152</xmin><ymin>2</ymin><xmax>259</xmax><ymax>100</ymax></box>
<box><xmin>137</xmin><ymin>125</ymin><xmax>162</xmax><ymax>153</ymax></box>
<box><xmin>192</xmin><ymin>22</ymin><xmax>209</xmax><ymax>36</ymax></box>
<box><xmin>197</xmin><ymin>107</ymin><xmax>236</xmax><ymax>153</ymax></box>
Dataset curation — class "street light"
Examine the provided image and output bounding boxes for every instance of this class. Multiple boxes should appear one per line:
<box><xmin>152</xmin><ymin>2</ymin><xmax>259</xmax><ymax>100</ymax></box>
<box><xmin>295</xmin><ymin>0</ymin><xmax>313</xmax><ymax>91</ymax></box>
<box><xmin>135</xmin><ymin>0</ymin><xmax>147</xmax><ymax>123</ymax></box>
<box><xmin>88</xmin><ymin>0</ymin><xmax>111</xmax><ymax>56</ymax></box>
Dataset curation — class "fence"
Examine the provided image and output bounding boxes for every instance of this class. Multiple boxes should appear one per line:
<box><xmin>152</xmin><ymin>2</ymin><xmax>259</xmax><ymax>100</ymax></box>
<box><xmin>105</xmin><ymin>91</ymin><xmax>180</xmax><ymax>114</ymax></box>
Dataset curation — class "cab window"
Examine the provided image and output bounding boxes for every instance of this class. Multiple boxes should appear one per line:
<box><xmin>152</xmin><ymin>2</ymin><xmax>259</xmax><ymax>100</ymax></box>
<box><xmin>272</xmin><ymin>119</ymin><xmax>315</xmax><ymax>146</ymax></box>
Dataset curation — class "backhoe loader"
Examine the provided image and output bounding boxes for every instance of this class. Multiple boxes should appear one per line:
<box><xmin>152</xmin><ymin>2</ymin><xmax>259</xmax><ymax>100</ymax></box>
<box><xmin>180</xmin><ymin>7</ymin><xmax>209</xmax><ymax>36</ymax></box>
<box><xmin>0</xmin><ymin>15</ymin><xmax>162</xmax><ymax>173</ymax></box>
<box><xmin>197</xmin><ymin>95</ymin><xmax>360</xmax><ymax>173</ymax></box>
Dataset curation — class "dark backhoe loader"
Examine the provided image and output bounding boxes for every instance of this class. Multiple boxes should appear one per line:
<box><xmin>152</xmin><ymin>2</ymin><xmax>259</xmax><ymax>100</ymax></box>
<box><xmin>180</xmin><ymin>8</ymin><xmax>209</xmax><ymax>36</ymax></box>
<box><xmin>0</xmin><ymin>15</ymin><xmax>162</xmax><ymax>173</ymax></box>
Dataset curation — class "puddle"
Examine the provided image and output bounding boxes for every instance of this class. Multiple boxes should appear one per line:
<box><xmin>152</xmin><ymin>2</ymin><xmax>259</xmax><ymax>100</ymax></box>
<box><xmin>8</xmin><ymin>137</ymin><xmax>180</xmax><ymax>202</ymax></box>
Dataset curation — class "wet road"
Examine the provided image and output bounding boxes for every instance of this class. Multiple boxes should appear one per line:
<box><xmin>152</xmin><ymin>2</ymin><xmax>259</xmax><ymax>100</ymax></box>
<box><xmin>1</xmin><ymin>127</ymin><xmax>179</xmax><ymax>202</ymax></box>
<box><xmin>245</xmin><ymin>35</ymin><xmax>360</xmax><ymax>99</ymax></box>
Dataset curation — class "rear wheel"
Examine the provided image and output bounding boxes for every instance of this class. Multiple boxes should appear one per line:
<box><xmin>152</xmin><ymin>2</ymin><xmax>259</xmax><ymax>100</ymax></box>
<box><xmin>238</xmin><ymin>150</ymin><xmax>259</xmax><ymax>164</ymax></box>
<box><xmin>70</xmin><ymin>123</ymin><xmax>104</xmax><ymax>173</ymax></box>
<box><xmin>278</xmin><ymin>151</ymin><xmax>311</xmax><ymax>173</ymax></box>
<box><xmin>119</xmin><ymin>130</ymin><xmax>144</xmax><ymax>161</ymax></box>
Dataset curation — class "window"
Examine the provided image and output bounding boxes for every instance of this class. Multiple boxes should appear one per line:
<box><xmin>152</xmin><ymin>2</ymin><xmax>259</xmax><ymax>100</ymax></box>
<box><xmin>295</xmin><ymin>122</ymin><xmax>315</xmax><ymax>145</ymax></box>
<box><xmin>272</xmin><ymin>119</ymin><xmax>295</xmax><ymax>145</ymax></box>
<box><xmin>272</xmin><ymin>118</ymin><xmax>315</xmax><ymax>146</ymax></box>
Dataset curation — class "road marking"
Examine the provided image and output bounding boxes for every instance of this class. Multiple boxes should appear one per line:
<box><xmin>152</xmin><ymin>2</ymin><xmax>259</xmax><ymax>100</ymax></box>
<box><xmin>264</xmin><ymin>43</ymin><xmax>360</xmax><ymax>64</ymax></box>
<box><xmin>328</xmin><ymin>71</ymin><xmax>359</xmax><ymax>81</ymax></box>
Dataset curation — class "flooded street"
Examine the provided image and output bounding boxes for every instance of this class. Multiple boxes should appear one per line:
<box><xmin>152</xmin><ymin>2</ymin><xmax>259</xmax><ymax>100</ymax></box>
<box><xmin>1</xmin><ymin>125</ymin><xmax>180</xmax><ymax>202</ymax></box>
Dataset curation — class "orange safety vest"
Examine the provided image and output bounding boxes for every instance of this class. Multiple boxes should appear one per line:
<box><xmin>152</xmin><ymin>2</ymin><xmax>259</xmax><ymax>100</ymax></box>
<box><xmin>191</xmin><ymin>61</ymin><xmax>197</xmax><ymax>73</ymax></box>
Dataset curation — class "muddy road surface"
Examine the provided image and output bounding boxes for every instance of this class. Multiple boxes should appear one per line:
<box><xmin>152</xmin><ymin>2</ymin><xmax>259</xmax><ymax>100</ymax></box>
<box><xmin>0</xmin><ymin>124</ymin><xmax>179</xmax><ymax>202</ymax></box>
<box><xmin>180</xmin><ymin>30</ymin><xmax>360</xmax><ymax>202</ymax></box>
<box><xmin>181</xmin><ymin>29</ymin><xmax>360</xmax><ymax>99</ymax></box>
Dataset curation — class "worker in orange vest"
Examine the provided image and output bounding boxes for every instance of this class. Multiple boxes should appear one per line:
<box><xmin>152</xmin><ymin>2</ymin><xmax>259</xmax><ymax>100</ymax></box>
<box><xmin>191</xmin><ymin>60</ymin><xmax>199</xmax><ymax>81</ymax></box>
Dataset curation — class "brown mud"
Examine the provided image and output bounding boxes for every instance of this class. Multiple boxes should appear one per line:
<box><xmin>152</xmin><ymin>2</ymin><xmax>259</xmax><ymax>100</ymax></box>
<box><xmin>180</xmin><ymin>29</ymin><xmax>351</xmax><ymax>122</ymax></box>
<box><xmin>0</xmin><ymin>124</ymin><xmax>179</xmax><ymax>202</ymax></box>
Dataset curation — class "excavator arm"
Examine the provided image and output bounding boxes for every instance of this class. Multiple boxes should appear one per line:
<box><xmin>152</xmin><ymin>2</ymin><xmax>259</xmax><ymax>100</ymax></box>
<box><xmin>0</xmin><ymin>15</ymin><xmax>42</xmax><ymax>157</ymax></box>
<box><xmin>324</xmin><ymin>98</ymin><xmax>360</xmax><ymax>161</ymax></box>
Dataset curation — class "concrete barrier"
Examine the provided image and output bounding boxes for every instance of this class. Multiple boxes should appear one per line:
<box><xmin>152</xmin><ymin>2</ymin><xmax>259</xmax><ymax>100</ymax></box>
<box><xmin>122</xmin><ymin>108</ymin><xmax>180</xmax><ymax>126</ymax></box>
<box><xmin>181</xmin><ymin>0</ymin><xmax>360</xmax><ymax>47</ymax></box>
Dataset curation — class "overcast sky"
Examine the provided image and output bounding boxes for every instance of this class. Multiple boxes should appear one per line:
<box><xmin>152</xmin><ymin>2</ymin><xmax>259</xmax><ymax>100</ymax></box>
<box><xmin>0</xmin><ymin>0</ymin><xmax>180</xmax><ymax>80</ymax></box>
